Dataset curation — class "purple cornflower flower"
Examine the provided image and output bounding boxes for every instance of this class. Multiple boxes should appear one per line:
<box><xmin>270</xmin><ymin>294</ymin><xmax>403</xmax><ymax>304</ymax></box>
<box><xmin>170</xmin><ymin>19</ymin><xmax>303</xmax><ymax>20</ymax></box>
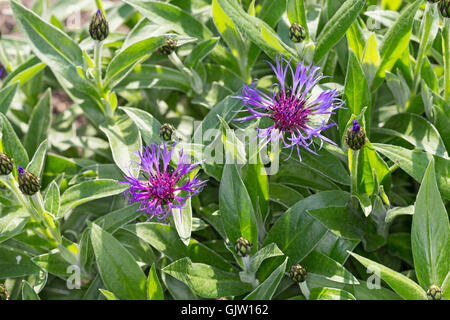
<box><xmin>236</xmin><ymin>55</ymin><xmax>344</xmax><ymax>160</ymax></box>
<box><xmin>121</xmin><ymin>142</ymin><xmax>206</xmax><ymax>222</ymax></box>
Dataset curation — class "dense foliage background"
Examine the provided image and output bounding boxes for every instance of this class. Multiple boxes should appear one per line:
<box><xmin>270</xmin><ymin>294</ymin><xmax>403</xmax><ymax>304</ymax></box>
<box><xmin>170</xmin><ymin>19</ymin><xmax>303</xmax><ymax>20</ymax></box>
<box><xmin>0</xmin><ymin>0</ymin><xmax>449</xmax><ymax>300</ymax></box>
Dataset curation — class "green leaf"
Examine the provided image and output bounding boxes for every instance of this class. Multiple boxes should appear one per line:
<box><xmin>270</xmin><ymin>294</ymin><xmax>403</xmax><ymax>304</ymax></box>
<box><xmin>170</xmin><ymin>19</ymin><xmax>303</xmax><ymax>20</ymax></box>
<box><xmin>162</xmin><ymin>257</ymin><xmax>253</xmax><ymax>298</ymax></box>
<box><xmin>0</xmin><ymin>209</ymin><xmax>29</xmax><ymax>244</ymax></box>
<box><xmin>215</xmin><ymin>0</ymin><xmax>298</xmax><ymax>61</ymax></box>
<box><xmin>309</xmin><ymin>287</ymin><xmax>356</xmax><ymax>300</ymax></box>
<box><xmin>373</xmin><ymin>144</ymin><xmax>450</xmax><ymax>199</ymax></box>
<box><xmin>121</xmin><ymin>107</ymin><xmax>161</xmax><ymax>147</ymax></box>
<box><xmin>123</xmin><ymin>223</ymin><xmax>232</xmax><ymax>271</ymax></box>
<box><xmin>302</xmin><ymin>250</ymin><xmax>359</xmax><ymax>285</ymax></box>
<box><xmin>23</xmin><ymin>89</ymin><xmax>51</xmax><ymax>157</ymax></box>
<box><xmin>22</xmin><ymin>281</ymin><xmax>40</xmax><ymax>300</ymax></box>
<box><xmin>184</xmin><ymin>38</ymin><xmax>220</xmax><ymax>68</ymax></box>
<box><xmin>212</xmin><ymin>0</ymin><xmax>246</xmax><ymax>63</ymax></box>
<box><xmin>380</xmin><ymin>113</ymin><xmax>448</xmax><ymax>158</ymax></box>
<box><xmin>173</xmin><ymin>198</ymin><xmax>192</xmax><ymax>246</ymax></box>
<box><xmin>99</xmin><ymin>289</ymin><xmax>119</xmax><ymax>300</ymax></box>
<box><xmin>3</xmin><ymin>57</ymin><xmax>46</xmax><ymax>89</ymax></box>
<box><xmin>349</xmin><ymin>251</ymin><xmax>427</xmax><ymax>300</ymax></box>
<box><xmin>260</xmin><ymin>191</ymin><xmax>350</xmax><ymax>280</ymax></box>
<box><xmin>412</xmin><ymin>159</ymin><xmax>450</xmax><ymax>289</ymax></box>
<box><xmin>0</xmin><ymin>246</ymin><xmax>41</xmax><ymax>278</ymax></box>
<box><xmin>269</xmin><ymin>183</ymin><xmax>304</xmax><ymax>208</ymax></box>
<box><xmin>248</xmin><ymin>243</ymin><xmax>284</xmax><ymax>274</ymax></box>
<box><xmin>340</xmin><ymin>50</ymin><xmax>371</xmax><ymax>137</ymax></box>
<box><xmin>219</xmin><ymin>162</ymin><xmax>258</xmax><ymax>253</ymax></box>
<box><xmin>90</xmin><ymin>223</ymin><xmax>147</xmax><ymax>300</ymax></box>
<box><xmin>10</xmin><ymin>0</ymin><xmax>99</xmax><ymax>101</ymax></box>
<box><xmin>100</xmin><ymin>115</ymin><xmax>142</xmax><ymax>178</ymax></box>
<box><xmin>26</xmin><ymin>139</ymin><xmax>47</xmax><ymax>179</ymax></box>
<box><xmin>147</xmin><ymin>263</ymin><xmax>164</xmax><ymax>300</ymax></box>
<box><xmin>244</xmin><ymin>258</ymin><xmax>287</xmax><ymax>300</ymax></box>
<box><xmin>373</xmin><ymin>0</ymin><xmax>422</xmax><ymax>89</ymax></box>
<box><xmin>44</xmin><ymin>180</ymin><xmax>60</xmax><ymax>218</ymax></box>
<box><xmin>357</xmin><ymin>140</ymin><xmax>391</xmax><ymax>196</ymax></box>
<box><xmin>0</xmin><ymin>113</ymin><xmax>29</xmax><ymax>167</ymax></box>
<box><xmin>442</xmin><ymin>271</ymin><xmax>450</xmax><ymax>300</ymax></box>
<box><xmin>314</xmin><ymin>0</ymin><xmax>366</xmax><ymax>63</ymax></box>
<box><xmin>59</xmin><ymin>179</ymin><xmax>128</xmax><ymax>217</ymax></box>
<box><xmin>105</xmin><ymin>36</ymin><xmax>165</xmax><ymax>88</ymax></box>
<box><xmin>0</xmin><ymin>82</ymin><xmax>19</xmax><ymax>114</ymax></box>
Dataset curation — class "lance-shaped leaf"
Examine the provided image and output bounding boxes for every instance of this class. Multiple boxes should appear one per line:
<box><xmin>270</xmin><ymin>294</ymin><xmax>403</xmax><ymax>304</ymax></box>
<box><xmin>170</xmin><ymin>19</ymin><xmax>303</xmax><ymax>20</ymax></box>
<box><xmin>349</xmin><ymin>251</ymin><xmax>427</xmax><ymax>300</ymax></box>
<box><xmin>412</xmin><ymin>159</ymin><xmax>450</xmax><ymax>289</ymax></box>
<box><xmin>0</xmin><ymin>113</ymin><xmax>29</xmax><ymax>168</ymax></box>
<box><xmin>244</xmin><ymin>258</ymin><xmax>287</xmax><ymax>300</ymax></box>
<box><xmin>59</xmin><ymin>180</ymin><xmax>128</xmax><ymax>217</ymax></box>
<box><xmin>314</xmin><ymin>0</ymin><xmax>366</xmax><ymax>62</ymax></box>
<box><xmin>90</xmin><ymin>223</ymin><xmax>147</xmax><ymax>300</ymax></box>
<box><xmin>219</xmin><ymin>162</ymin><xmax>258</xmax><ymax>253</ymax></box>
<box><xmin>0</xmin><ymin>82</ymin><xmax>19</xmax><ymax>115</ymax></box>
<box><xmin>23</xmin><ymin>89</ymin><xmax>51</xmax><ymax>157</ymax></box>
<box><xmin>162</xmin><ymin>257</ymin><xmax>253</xmax><ymax>298</ymax></box>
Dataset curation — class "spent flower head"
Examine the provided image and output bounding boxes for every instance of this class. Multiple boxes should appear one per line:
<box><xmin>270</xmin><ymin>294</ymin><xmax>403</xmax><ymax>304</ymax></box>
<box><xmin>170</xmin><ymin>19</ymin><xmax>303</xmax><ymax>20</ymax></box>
<box><xmin>121</xmin><ymin>142</ymin><xmax>206</xmax><ymax>222</ymax></box>
<box><xmin>236</xmin><ymin>55</ymin><xmax>344</xmax><ymax>160</ymax></box>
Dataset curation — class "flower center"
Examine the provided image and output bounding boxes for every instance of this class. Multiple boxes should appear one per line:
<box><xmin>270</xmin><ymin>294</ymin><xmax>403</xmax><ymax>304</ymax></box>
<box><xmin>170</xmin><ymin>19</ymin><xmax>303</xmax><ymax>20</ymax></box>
<box><xmin>270</xmin><ymin>90</ymin><xmax>310</xmax><ymax>132</ymax></box>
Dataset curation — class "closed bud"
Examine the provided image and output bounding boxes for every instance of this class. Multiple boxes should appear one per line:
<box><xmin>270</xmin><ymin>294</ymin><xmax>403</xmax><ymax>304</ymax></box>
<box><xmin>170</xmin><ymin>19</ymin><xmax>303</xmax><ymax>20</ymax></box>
<box><xmin>157</xmin><ymin>38</ymin><xmax>177</xmax><ymax>55</ymax></box>
<box><xmin>289</xmin><ymin>23</ymin><xmax>306</xmax><ymax>43</ymax></box>
<box><xmin>0</xmin><ymin>283</ymin><xmax>9</xmax><ymax>300</ymax></box>
<box><xmin>440</xmin><ymin>0</ymin><xmax>450</xmax><ymax>17</ymax></box>
<box><xmin>0</xmin><ymin>153</ymin><xmax>13</xmax><ymax>175</ymax></box>
<box><xmin>160</xmin><ymin>123</ymin><xmax>175</xmax><ymax>142</ymax></box>
<box><xmin>289</xmin><ymin>264</ymin><xmax>307</xmax><ymax>283</ymax></box>
<box><xmin>427</xmin><ymin>285</ymin><xmax>442</xmax><ymax>300</ymax></box>
<box><xmin>18</xmin><ymin>166</ymin><xmax>41</xmax><ymax>196</ymax></box>
<box><xmin>89</xmin><ymin>10</ymin><xmax>109</xmax><ymax>41</ymax></box>
<box><xmin>345</xmin><ymin>120</ymin><xmax>366</xmax><ymax>150</ymax></box>
<box><xmin>235</xmin><ymin>237</ymin><xmax>253</xmax><ymax>257</ymax></box>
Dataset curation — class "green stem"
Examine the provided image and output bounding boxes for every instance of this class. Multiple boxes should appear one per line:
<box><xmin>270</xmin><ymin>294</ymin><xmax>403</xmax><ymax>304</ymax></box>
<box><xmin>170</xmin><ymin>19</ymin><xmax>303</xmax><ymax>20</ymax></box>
<box><xmin>443</xmin><ymin>19</ymin><xmax>450</xmax><ymax>102</ymax></box>
<box><xmin>94</xmin><ymin>40</ymin><xmax>103</xmax><ymax>93</ymax></box>
<box><xmin>349</xmin><ymin>149</ymin><xmax>359</xmax><ymax>195</ymax></box>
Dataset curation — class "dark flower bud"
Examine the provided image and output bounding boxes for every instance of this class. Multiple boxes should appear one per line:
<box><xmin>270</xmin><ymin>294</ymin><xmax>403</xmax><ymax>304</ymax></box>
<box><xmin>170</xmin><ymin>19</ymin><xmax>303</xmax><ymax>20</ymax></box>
<box><xmin>345</xmin><ymin>120</ymin><xmax>366</xmax><ymax>151</ymax></box>
<box><xmin>289</xmin><ymin>264</ymin><xmax>307</xmax><ymax>283</ymax></box>
<box><xmin>0</xmin><ymin>283</ymin><xmax>9</xmax><ymax>300</ymax></box>
<box><xmin>89</xmin><ymin>10</ymin><xmax>109</xmax><ymax>41</ymax></box>
<box><xmin>440</xmin><ymin>0</ymin><xmax>450</xmax><ymax>17</ymax></box>
<box><xmin>0</xmin><ymin>153</ymin><xmax>13</xmax><ymax>175</ymax></box>
<box><xmin>18</xmin><ymin>166</ymin><xmax>41</xmax><ymax>196</ymax></box>
<box><xmin>157</xmin><ymin>38</ymin><xmax>177</xmax><ymax>55</ymax></box>
<box><xmin>427</xmin><ymin>285</ymin><xmax>442</xmax><ymax>300</ymax></box>
<box><xmin>289</xmin><ymin>23</ymin><xmax>306</xmax><ymax>43</ymax></box>
<box><xmin>0</xmin><ymin>62</ymin><xmax>7</xmax><ymax>80</ymax></box>
<box><xmin>235</xmin><ymin>237</ymin><xmax>253</xmax><ymax>257</ymax></box>
<box><xmin>160</xmin><ymin>123</ymin><xmax>175</xmax><ymax>142</ymax></box>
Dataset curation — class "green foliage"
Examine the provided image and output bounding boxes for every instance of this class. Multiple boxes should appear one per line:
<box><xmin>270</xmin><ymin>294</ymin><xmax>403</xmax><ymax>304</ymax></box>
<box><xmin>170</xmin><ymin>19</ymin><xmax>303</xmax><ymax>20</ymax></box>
<box><xmin>0</xmin><ymin>0</ymin><xmax>448</xmax><ymax>301</ymax></box>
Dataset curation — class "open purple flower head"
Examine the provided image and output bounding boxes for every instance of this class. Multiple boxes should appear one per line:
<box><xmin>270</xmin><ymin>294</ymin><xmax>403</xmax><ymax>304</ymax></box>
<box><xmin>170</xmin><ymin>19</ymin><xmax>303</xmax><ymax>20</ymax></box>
<box><xmin>121</xmin><ymin>142</ymin><xmax>206</xmax><ymax>222</ymax></box>
<box><xmin>236</xmin><ymin>55</ymin><xmax>344</xmax><ymax>160</ymax></box>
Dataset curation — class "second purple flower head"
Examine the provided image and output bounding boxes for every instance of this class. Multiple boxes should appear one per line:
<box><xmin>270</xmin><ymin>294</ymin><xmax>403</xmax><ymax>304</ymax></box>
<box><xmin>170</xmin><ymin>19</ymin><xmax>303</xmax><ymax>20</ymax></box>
<box><xmin>236</xmin><ymin>55</ymin><xmax>344</xmax><ymax>160</ymax></box>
